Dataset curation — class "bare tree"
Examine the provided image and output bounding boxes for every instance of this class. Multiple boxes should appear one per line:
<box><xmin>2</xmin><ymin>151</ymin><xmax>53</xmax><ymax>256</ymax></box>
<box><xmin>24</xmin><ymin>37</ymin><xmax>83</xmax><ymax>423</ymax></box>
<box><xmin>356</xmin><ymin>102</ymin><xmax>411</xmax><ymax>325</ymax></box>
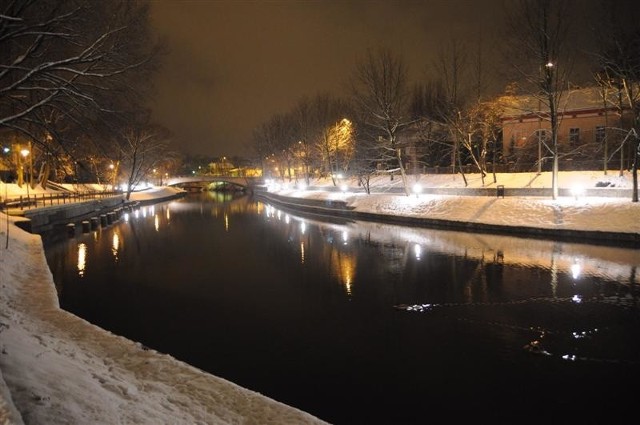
<box><xmin>1</xmin><ymin>0</ymin><xmax>163</xmax><ymax>184</ymax></box>
<box><xmin>251</xmin><ymin>123</ymin><xmax>276</xmax><ymax>178</ymax></box>
<box><xmin>408</xmin><ymin>81</ymin><xmax>452</xmax><ymax>170</ymax></box>
<box><xmin>291</xmin><ymin>96</ymin><xmax>317</xmax><ymax>185</ymax></box>
<box><xmin>350</xmin><ymin>47</ymin><xmax>412</xmax><ymax>195</ymax></box>
<box><xmin>251</xmin><ymin>113</ymin><xmax>297</xmax><ymax>182</ymax></box>
<box><xmin>311</xmin><ymin>94</ymin><xmax>352</xmax><ymax>185</ymax></box>
<box><xmin>117</xmin><ymin>125</ymin><xmax>173</xmax><ymax>200</ymax></box>
<box><xmin>349</xmin><ymin>118</ymin><xmax>380</xmax><ymax>194</ymax></box>
<box><xmin>432</xmin><ymin>37</ymin><xmax>471</xmax><ymax>180</ymax></box>
<box><xmin>419</xmin><ymin>36</ymin><xmax>497</xmax><ymax>184</ymax></box>
<box><xmin>592</xmin><ymin>0</ymin><xmax>640</xmax><ymax>202</ymax></box>
<box><xmin>252</xmin><ymin>93</ymin><xmax>353</xmax><ymax>186</ymax></box>
<box><xmin>503</xmin><ymin>0</ymin><xmax>573</xmax><ymax>199</ymax></box>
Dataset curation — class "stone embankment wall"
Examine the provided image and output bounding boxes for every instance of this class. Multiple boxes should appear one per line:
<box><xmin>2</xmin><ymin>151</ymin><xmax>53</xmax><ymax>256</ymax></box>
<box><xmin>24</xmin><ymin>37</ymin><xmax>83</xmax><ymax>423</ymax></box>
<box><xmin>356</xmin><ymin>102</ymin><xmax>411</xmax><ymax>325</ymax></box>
<box><xmin>19</xmin><ymin>196</ymin><xmax>126</xmax><ymax>233</ymax></box>
<box><xmin>254</xmin><ymin>189</ymin><xmax>640</xmax><ymax>247</ymax></box>
<box><xmin>16</xmin><ymin>190</ymin><xmax>188</xmax><ymax>235</ymax></box>
<box><xmin>305</xmin><ymin>185</ymin><xmax>632</xmax><ymax>198</ymax></box>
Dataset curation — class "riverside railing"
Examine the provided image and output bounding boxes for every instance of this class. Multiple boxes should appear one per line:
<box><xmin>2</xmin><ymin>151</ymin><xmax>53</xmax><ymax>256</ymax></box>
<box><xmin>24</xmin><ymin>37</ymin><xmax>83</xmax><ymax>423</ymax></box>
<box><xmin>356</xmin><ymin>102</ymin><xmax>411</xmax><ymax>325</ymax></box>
<box><xmin>1</xmin><ymin>190</ymin><xmax>124</xmax><ymax>211</ymax></box>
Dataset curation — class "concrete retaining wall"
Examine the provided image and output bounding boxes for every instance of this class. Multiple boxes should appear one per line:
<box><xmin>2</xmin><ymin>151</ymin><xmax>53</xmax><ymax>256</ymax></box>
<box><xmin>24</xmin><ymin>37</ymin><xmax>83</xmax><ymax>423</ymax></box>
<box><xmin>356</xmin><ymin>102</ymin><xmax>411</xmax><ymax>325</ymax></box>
<box><xmin>21</xmin><ymin>196</ymin><xmax>126</xmax><ymax>233</ymax></box>
<box><xmin>302</xmin><ymin>185</ymin><xmax>633</xmax><ymax>198</ymax></box>
<box><xmin>254</xmin><ymin>191</ymin><xmax>640</xmax><ymax>247</ymax></box>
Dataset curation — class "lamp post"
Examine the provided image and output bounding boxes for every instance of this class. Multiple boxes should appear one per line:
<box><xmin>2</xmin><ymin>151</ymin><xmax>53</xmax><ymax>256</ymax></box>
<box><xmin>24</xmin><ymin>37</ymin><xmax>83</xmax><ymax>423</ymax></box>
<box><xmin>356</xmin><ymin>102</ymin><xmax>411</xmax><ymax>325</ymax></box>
<box><xmin>74</xmin><ymin>161</ymin><xmax>79</xmax><ymax>191</ymax></box>
<box><xmin>2</xmin><ymin>146</ymin><xmax>10</xmax><ymax>183</ymax></box>
<box><xmin>20</xmin><ymin>148</ymin><xmax>30</xmax><ymax>199</ymax></box>
<box><xmin>109</xmin><ymin>161</ymin><xmax>119</xmax><ymax>191</ymax></box>
<box><xmin>544</xmin><ymin>60</ymin><xmax>559</xmax><ymax>200</ymax></box>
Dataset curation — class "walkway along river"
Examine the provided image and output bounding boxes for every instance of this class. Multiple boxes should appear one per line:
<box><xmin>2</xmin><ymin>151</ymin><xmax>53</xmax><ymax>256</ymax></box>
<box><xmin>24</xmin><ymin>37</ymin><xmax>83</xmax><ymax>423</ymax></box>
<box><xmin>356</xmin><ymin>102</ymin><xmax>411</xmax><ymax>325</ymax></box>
<box><xmin>43</xmin><ymin>191</ymin><xmax>640</xmax><ymax>425</ymax></box>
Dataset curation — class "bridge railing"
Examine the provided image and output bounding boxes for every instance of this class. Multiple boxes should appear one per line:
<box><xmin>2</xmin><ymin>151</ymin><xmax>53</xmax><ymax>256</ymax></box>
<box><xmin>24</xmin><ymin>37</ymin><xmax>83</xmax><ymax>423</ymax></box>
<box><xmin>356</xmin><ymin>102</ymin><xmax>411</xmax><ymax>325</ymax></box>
<box><xmin>1</xmin><ymin>190</ymin><xmax>123</xmax><ymax>211</ymax></box>
<box><xmin>166</xmin><ymin>176</ymin><xmax>264</xmax><ymax>187</ymax></box>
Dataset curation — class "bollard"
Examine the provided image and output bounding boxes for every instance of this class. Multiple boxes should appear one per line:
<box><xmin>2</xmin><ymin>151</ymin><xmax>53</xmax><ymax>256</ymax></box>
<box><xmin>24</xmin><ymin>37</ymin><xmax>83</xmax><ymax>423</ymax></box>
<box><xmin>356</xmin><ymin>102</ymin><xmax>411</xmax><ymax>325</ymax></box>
<box><xmin>90</xmin><ymin>217</ymin><xmax>99</xmax><ymax>230</ymax></box>
<box><xmin>82</xmin><ymin>220</ymin><xmax>90</xmax><ymax>233</ymax></box>
<box><xmin>100</xmin><ymin>214</ymin><xmax>108</xmax><ymax>227</ymax></box>
<box><xmin>66</xmin><ymin>223</ymin><xmax>75</xmax><ymax>237</ymax></box>
<box><xmin>106</xmin><ymin>212</ymin><xmax>115</xmax><ymax>224</ymax></box>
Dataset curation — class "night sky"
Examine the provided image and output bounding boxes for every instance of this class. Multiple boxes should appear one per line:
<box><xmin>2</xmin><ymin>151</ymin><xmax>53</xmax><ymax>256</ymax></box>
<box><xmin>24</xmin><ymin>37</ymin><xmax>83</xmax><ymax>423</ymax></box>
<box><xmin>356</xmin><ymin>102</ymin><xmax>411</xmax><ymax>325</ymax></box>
<box><xmin>148</xmin><ymin>0</ymin><xmax>508</xmax><ymax>158</ymax></box>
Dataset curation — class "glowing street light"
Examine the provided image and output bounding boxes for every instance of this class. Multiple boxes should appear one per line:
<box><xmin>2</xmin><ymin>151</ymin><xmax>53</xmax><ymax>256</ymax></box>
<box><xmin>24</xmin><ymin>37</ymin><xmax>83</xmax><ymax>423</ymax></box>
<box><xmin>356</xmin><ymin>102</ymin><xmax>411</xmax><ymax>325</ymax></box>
<box><xmin>412</xmin><ymin>183</ymin><xmax>422</xmax><ymax>197</ymax></box>
<box><xmin>20</xmin><ymin>148</ymin><xmax>30</xmax><ymax>197</ymax></box>
<box><xmin>571</xmin><ymin>184</ymin><xmax>585</xmax><ymax>201</ymax></box>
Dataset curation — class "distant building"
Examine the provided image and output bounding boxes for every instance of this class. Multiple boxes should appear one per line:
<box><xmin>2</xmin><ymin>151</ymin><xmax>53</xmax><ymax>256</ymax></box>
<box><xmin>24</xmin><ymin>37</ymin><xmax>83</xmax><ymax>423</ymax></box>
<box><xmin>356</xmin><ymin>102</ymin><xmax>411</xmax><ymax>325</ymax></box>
<box><xmin>208</xmin><ymin>156</ymin><xmax>262</xmax><ymax>177</ymax></box>
<box><xmin>501</xmin><ymin>85</ymin><xmax>636</xmax><ymax>171</ymax></box>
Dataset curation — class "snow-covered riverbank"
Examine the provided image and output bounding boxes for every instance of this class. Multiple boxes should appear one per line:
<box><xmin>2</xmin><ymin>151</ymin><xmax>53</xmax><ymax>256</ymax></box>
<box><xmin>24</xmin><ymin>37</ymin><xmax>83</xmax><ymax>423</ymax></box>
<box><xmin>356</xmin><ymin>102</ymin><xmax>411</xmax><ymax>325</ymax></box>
<box><xmin>1</xmin><ymin>171</ymin><xmax>639</xmax><ymax>424</ymax></box>
<box><xmin>266</xmin><ymin>171</ymin><xmax>640</xmax><ymax>240</ymax></box>
<box><xmin>0</xmin><ymin>186</ymin><xmax>328</xmax><ymax>425</ymax></box>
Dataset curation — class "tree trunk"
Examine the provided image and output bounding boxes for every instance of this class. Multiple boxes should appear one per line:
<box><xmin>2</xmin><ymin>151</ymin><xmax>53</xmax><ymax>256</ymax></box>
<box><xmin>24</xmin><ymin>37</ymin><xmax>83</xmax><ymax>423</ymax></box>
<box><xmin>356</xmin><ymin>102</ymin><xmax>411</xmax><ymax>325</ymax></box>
<box><xmin>457</xmin><ymin>148</ymin><xmax>468</xmax><ymax>187</ymax></box>
<box><xmin>548</xmin><ymin>116</ymin><xmax>559</xmax><ymax>199</ymax></box>
<box><xmin>633</xmin><ymin>138</ymin><xmax>639</xmax><ymax>203</ymax></box>
<box><xmin>396</xmin><ymin>148</ymin><xmax>410</xmax><ymax>196</ymax></box>
<box><xmin>37</xmin><ymin>162</ymin><xmax>51</xmax><ymax>189</ymax></box>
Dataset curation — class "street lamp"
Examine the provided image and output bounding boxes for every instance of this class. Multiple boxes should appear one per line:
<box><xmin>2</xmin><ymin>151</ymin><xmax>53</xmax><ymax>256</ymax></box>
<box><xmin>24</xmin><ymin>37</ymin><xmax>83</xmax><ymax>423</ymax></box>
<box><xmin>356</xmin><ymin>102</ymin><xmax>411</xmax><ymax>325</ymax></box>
<box><xmin>541</xmin><ymin>60</ymin><xmax>559</xmax><ymax>199</ymax></box>
<box><xmin>0</xmin><ymin>147</ymin><xmax>8</xmax><ymax>185</ymax></box>
<box><xmin>20</xmin><ymin>148</ymin><xmax>30</xmax><ymax>198</ymax></box>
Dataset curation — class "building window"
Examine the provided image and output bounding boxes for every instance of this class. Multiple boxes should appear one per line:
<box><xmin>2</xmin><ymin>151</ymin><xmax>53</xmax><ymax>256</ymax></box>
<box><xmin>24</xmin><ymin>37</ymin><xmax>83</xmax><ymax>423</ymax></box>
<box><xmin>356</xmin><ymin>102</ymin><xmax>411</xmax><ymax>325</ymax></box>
<box><xmin>536</xmin><ymin>129</ymin><xmax>547</xmax><ymax>144</ymax></box>
<box><xmin>569</xmin><ymin>128</ymin><xmax>580</xmax><ymax>146</ymax></box>
<box><xmin>595</xmin><ymin>126</ymin><xmax>606</xmax><ymax>144</ymax></box>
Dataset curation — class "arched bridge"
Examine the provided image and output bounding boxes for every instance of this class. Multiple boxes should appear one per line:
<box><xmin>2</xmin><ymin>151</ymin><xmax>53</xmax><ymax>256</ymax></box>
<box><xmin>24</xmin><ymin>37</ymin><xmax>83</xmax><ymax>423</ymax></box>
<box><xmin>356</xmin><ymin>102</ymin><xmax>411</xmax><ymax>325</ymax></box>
<box><xmin>165</xmin><ymin>175</ymin><xmax>263</xmax><ymax>189</ymax></box>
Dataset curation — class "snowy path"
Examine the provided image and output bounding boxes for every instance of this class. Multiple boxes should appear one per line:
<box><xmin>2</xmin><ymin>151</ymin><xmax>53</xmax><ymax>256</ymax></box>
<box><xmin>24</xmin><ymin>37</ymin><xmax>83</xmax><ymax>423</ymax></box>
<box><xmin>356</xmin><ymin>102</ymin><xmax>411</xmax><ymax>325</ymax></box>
<box><xmin>0</xmin><ymin>200</ymin><xmax>328</xmax><ymax>425</ymax></box>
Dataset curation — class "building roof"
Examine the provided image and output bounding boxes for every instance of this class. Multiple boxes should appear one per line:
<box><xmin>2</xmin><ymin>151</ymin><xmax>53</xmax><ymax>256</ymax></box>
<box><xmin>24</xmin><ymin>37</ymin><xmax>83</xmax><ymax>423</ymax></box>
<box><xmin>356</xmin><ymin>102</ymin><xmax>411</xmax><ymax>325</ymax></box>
<box><xmin>501</xmin><ymin>86</ymin><xmax>625</xmax><ymax>119</ymax></box>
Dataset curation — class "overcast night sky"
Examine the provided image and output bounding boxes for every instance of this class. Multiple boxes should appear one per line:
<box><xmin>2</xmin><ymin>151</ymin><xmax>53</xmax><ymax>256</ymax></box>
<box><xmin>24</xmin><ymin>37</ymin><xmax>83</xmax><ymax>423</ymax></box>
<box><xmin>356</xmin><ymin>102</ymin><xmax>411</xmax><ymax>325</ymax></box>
<box><xmin>148</xmin><ymin>0</ymin><xmax>512</xmax><ymax>158</ymax></box>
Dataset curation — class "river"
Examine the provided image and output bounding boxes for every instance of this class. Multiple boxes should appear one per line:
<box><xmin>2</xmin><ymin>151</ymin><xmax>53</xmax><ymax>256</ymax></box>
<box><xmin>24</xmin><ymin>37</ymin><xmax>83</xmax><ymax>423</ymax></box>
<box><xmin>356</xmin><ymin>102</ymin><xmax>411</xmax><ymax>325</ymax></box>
<box><xmin>43</xmin><ymin>191</ymin><xmax>640</xmax><ymax>425</ymax></box>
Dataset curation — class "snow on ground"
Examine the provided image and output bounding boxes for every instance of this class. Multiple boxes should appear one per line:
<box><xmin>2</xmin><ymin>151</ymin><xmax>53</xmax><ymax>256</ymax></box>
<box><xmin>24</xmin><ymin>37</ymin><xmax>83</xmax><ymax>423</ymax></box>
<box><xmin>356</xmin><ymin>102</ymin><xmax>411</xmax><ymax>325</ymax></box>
<box><xmin>270</xmin><ymin>170</ymin><xmax>640</xmax><ymax>234</ymax></box>
<box><xmin>1</xmin><ymin>171</ymin><xmax>639</xmax><ymax>425</ymax></box>
<box><xmin>281</xmin><ymin>169</ymin><xmax>632</xmax><ymax>190</ymax></box>
<box><xmin>128</xmin><ymin>185</ymin><xmax>186</xmax><ymax>202</ymax></box>
<box><xmin>0</xmin><ymin>182</ymin><xmax>183</xmax><ymax>202</ymax></box>
<box><xmin>0</xmin><ymin>185</ymin><xmax>328</xmax><ymax>425</ymax></box>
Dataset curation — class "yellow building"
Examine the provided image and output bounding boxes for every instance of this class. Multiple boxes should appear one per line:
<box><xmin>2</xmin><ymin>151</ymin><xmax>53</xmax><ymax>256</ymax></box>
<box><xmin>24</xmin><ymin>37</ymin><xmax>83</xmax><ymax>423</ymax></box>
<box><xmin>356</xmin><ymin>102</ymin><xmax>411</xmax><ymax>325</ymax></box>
<box><xmin>501</xmin><ymin>86</ymin><xmax>635</xmax><ymax>171</ymax></box>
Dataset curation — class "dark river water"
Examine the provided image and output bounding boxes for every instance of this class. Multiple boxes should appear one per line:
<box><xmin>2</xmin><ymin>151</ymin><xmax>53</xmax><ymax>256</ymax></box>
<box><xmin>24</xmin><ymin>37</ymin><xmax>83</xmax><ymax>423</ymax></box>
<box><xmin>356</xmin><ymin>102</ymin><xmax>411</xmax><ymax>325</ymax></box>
<box><xmin>44</xmin><ymin>192</ymin><xmax>640</xmax><ymax>425</ymax></box>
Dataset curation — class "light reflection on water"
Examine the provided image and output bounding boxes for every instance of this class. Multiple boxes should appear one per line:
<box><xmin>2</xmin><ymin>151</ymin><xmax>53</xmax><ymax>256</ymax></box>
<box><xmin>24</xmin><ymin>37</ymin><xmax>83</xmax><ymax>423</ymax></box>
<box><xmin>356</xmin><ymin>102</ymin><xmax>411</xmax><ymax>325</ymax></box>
<box><xmin>111</xmin><ymin>232</ymin><xmax>120</xmax><ymax>261</ymax></box>
<box><xmin>44</xmin><ymin>192</ymin><xmax>640</xmax><ymax>425</ymax></box>
<box><xmin>76</xmin><ymin>243</ymin><xmax>86</xmax><ymax>277</ymax></box>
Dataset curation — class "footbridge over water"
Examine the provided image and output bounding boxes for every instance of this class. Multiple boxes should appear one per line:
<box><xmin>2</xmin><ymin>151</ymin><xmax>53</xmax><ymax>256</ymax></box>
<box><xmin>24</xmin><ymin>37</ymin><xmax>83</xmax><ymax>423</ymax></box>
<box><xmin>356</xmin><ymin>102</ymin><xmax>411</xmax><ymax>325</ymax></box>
<box><xmin>165</xmin><ymin>176</ymin><xmax>264</xmax><ymax>190</ymax></box>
